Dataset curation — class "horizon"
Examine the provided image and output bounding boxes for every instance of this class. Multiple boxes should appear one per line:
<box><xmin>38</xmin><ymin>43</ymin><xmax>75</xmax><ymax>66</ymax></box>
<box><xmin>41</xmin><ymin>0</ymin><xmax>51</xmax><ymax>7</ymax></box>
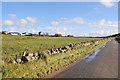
<box><xmin>2</xmin><ymin>30</ymin><xmax>119</xmax><ymax>37</ymax></box>
<box><xmin>2</xmin><ymin>2</ymin><xmax>118</xmax><ymax>37</ymax></box>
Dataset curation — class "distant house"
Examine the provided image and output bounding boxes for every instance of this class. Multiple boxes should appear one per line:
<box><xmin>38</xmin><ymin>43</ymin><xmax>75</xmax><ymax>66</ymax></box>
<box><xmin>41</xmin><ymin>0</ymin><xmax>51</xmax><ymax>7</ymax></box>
<box><xmin>2</xmin><ymin>31</ymin><xmax>8</xmax><ymax>34</ymax></box>
<box><xmin>67</xmin><ymin>35</ymin><xmax>74</xmax><ymax>37</ymax></box>
<box><xmin>9</xmin><ymin>32</ymin><xmax>20</xmax><ymax>35</ymax></box>
<box><xmin>31</xmin><ymin>34</ymin><xmax>38</xmax><ymax>36</ymax></box>
<box><xmin>21</xmin><ymin>32</ymin><xmax>29</xmax><ymax>35</ymax></box>
<box><xmin>26</xmin><ymin>33</ymin><xmax>32</xmax><ymax>36</ymax></box>
<box><xmin>54</xmin><ymin>33</ymin><xmax>62</xmax><ymax>37</ymax></box>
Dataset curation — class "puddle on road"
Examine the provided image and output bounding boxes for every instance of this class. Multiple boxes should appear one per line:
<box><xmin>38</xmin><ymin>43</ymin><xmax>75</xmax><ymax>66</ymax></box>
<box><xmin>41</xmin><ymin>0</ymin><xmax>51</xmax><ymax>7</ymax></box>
<box><xmin>85</xmin><ymin>39</ymin><xmax>112</xmax><ymax>62</ymax></box>
<box><xmin>56</xmin><ymin>39</ymin><xmax>113</xmax><ymax>76</ymax></box>
<box><xmin>69</xmin><ymin>39</ymin><xmax>112</xmax><ymax>68</ymax></box>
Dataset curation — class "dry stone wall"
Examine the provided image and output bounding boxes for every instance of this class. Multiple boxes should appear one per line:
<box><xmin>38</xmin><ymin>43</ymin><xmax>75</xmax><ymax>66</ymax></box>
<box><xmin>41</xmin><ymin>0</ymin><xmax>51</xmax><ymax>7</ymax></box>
<box><xmin>10</xmin><ymin>38</ymin><xmax>109</xmax><ymax>64</ymax></box>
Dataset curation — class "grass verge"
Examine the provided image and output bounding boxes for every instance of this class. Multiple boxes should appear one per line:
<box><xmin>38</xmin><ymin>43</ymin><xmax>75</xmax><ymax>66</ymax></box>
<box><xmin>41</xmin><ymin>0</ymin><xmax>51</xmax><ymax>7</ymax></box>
<box><xmin>2</xmin><ymin>38</ymin><xmax>110</xmax><ymax>78</ymax></box>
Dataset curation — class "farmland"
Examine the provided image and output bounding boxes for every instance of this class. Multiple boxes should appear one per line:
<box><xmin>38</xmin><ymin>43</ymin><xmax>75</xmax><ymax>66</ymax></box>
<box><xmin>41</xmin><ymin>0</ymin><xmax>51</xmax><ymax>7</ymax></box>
<box><xmin>2</xmin><ymin>35</ymin><xmax>110</xmax><ymax>78</ymax></box>
<box><xmin>2</xmin><ymin>35</ymin><xmax>103</xmax><ymax>61</ymax></box>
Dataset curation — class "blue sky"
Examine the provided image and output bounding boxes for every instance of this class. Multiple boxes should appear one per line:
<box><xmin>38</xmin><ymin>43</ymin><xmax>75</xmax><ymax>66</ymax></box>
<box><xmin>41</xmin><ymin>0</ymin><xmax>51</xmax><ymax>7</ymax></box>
<box><xmin>2</xmin><ymin>2</ymin><xmax>118</xmax><ymax>37</ymax></box>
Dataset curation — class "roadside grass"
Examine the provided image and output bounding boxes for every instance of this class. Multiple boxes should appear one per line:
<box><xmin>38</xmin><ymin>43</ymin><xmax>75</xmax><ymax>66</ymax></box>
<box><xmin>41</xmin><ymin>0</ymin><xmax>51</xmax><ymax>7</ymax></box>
<box><xmin>2</xmin><ymin>37</ymin><xmax>110</xmax><ymax>78</ymax></box>
<box><xmin>0</xmin><ymin>53</ymin><xmax>1</xmax><ymax>80</ymax></box>
<box><xmin>2</xmin><ymin>35</ymin><xmax>103</xmax><ymax>61</ymax></box>
<box><xmin>0</xmin><ymin>73</ymin><xmax>1</xmax><ymax>80</ymax></box>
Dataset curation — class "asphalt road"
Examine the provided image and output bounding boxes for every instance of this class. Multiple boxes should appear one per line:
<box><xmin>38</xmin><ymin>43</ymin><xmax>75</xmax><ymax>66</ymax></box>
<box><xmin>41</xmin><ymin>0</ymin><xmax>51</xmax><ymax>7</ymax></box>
<box><xmin>53</xmin><ymin>39</ymin><xmax>118</xmax><ymax>78</ymax></box>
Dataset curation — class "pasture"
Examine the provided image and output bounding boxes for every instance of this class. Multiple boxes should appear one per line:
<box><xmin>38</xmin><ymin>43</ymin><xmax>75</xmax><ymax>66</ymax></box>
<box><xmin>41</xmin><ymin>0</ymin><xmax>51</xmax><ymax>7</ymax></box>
<box><xmin>2</xmin><ymin>35</ymin><xmax>110</xmax><ymax>78</ymax></box>
<box><xmin>2</xmin><ymin>35</ymin><xmax>103</xmax><ymax>61</ymax></box>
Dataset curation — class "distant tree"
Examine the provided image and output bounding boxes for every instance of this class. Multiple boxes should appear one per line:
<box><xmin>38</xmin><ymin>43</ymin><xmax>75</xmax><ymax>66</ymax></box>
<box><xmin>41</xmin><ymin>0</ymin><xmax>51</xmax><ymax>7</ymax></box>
<box><xmin>54</xmin><ymin>33</ymin><xmax>62</xmax><ymax>37</ymax></box>
<box><xmin>46</xmin><ymin>32</ymin><xmax>49</xmax><ymax>36</ymax></box>
<box><xmin>38</xmin><ymin>32</ymin><xmax>41</xmax><ymax>36</ymax></box>
<box><xmin>67</xmin><ymin>35</ymin><xmax>74</xmax><ymax>37</ymax></box>
<box><xmin>43</xmin><ymin>33</ymin><xmax>45</xmax><ymax>37</ymax></box>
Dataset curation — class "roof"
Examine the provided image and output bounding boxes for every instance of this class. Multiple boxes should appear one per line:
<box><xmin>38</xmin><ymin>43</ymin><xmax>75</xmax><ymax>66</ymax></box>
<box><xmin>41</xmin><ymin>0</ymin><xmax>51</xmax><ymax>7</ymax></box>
<box><xmin>2</xmin><ymin>31</ymin><xmax>8</xmax><ymax>32</ymax></box>
<box><xmin>9</xmin><ymin>32</ymin><xmax>20</xmax><ymax>34</ymax></box>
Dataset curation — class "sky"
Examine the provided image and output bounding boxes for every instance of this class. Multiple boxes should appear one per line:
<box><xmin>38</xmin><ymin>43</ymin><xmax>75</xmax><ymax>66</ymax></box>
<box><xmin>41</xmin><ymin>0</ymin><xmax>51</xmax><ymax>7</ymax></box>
<box><xmin>2</xmin><ymin>1</ymin><xmax>118</xmax><ymax>37</ymax></box>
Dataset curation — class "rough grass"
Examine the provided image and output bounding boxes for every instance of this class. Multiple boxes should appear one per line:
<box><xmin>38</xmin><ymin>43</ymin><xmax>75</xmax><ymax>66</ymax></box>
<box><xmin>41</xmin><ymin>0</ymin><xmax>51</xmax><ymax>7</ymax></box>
<box><xmin>2</xmin><ymin>35</ymin><xmax>103</xmax><ymax>61</ymax></box>
<box><xmin>2</xmin><ymin>35</ymin><xmax>110</xmax><ymax>78</ymax></box>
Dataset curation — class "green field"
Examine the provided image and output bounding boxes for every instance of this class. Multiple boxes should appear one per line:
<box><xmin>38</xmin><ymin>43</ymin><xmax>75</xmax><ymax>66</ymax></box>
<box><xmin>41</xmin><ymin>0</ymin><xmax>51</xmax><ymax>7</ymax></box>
<box><xmin>2</xmin><ymin>35</ymin><xmax>110</xmax><ymax>78</ymax></box>
<box><xmin>2</xmin><ymin>35</ymin><xmax>103</xmax><ymax>61</ymax></box>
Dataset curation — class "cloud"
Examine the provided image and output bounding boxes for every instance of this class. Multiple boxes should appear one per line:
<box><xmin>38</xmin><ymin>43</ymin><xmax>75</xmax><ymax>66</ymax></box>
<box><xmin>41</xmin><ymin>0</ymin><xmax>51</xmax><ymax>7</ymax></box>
<box><xmin>16</xmin><ymin>19</ymin><xmax>28</xmax><ymax>27</ymax></box>
<box><xmin>51</xmin><ymin>17</ymin><xmax>85</xmax><ymax>26</ymax></box>
<box><xmin>50</xmin><ymin>21</ymin><xmax>59</xmax><ymax>26</ymax></box>
<box><xmin>57</xmin><ymin>18</ymin><xmax>68</xmax><ymax>20</ymax></box>
<box><xmin>3</xmin><ymin>19</ymin><xmax>28</xmax><ymax>27</ymax></box>
<box><xmin>27</xmin><ymin>29</ymin><xmax>40</xmax><ymax>33</ymax></box>
<box><xmin>8</xmin><ymin>14</ymin><xmax>16</xmax><ymax>19</ymax></box>
<box><xmin>63</xmin><ymin>18</ymin><xmax>85</xmax><ymax>24</ymax></box>
<box><xmin>100</xmin><ymin>0</ymin><xmax>115</xmax><ymax>8</ymax></box>
<box><xmin>72</xmin><ymin>18</ymin><xmax>85</xmax><ymax>24</ymax></box>
<box><xmin>88</xmin><ymin>19</ymin><xmax>118</xmax><ymax>28</ymax></box>
<box><xmin>45</xmin><ymin>27</ymin><xmax>68</xmax><ymax>35</ymax></box>
<box><xmin>44</xmin><ymin>26</ymin><xmax>118</xmax><ymax>37</ymax></box>
<box><xmin>89</xmin><ymin>30</ymin><xmax>118</xmax><ymax>36</ymax></box>
<box><xmin>2</xmin><ymin>20</ymin><xmax>14</xmax><ymax>27</ymax></box>
<box><xmin>26</xmin><ymin>17</ymin><xmax>37</xmax><ymax>26</ymax></box>
<box><xmin>2</xmin><ymin>14</ymin><xmax>40</xmax><ymax>28</ymax></box>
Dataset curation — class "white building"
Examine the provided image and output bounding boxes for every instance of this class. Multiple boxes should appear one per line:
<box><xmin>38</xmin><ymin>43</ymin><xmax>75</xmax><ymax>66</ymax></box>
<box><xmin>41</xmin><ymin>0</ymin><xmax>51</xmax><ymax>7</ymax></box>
<box><xmin>9</xmin><ymin>32</ymin><xmax>20</xmax><ymax>35</ymax></box>
<box><xmin>21</xmin><ymin>32</ymin><xmax>29</xmax><ymax>35</ymax></box>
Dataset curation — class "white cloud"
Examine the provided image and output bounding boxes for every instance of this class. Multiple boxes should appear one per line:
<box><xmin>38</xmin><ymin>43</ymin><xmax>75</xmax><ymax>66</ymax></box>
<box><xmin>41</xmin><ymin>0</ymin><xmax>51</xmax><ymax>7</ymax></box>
<box><xmin>3</xmin><ymin>14</ymin><xmax>39</xmax><ymax>28</ymax></box>
<box><xmin>107</xmin><ymin>21</ymin><xmax>112</xmax><ymax>24</ymax></box>
<box><xmin>3</xmin><ymin>19</ymin><xmax>28</xmax><ymax>27</ymax></box>
<box><xmin>73</xmin><ymin>18</ymin><xmax>84</xmax><ymax>24</ymax></box>
<box><xmin>16</xmin><ymin>19</ymin><xmax>28</xmax><ymax>27</ymax></box>
<box><xmin>99</xmin><ymin>19</ymin><xmax>106</xmax><ymax>26</ymax></box>
<box><xmin>63</xmin><ymin>20</ymin><xmax>73</xmax><ymax>24</ymax></box>
<box><xmin>100</xmin><ymin>0</ymin><xmax>115</xmax><ymax>8</ymax></box>
<box><xmin>8</xmin><ymin>14</ymin><xmax>16</xmax><ymax>19</ymax></box>
<box><xmin>51</xmin><ymin>17</ymin><xmax>85</xmax><ymax>26</ymax></box>
<box><xmin>45</xmin><ymin>27</ymin><xmax>68</xmax><ymax>35</ymax></box>
<box><xmin>2</xmin><ymin>14</ymin><xmax>16</xmax><ymax>27</ymax></box>
<box><xmin>26</xmin><ymin>17</ymin><xmax>37</xmax><ymax>26</ymax></box>
<box><xmin>63</xmin><ymin>18</ymin><xmax>85</xmax><ymax>24</ymax></box>
<box><xmin>57</xmin><ymin>18</ymin><xmax>68</xmax><ymax>20</ymax></box>
<box><xmin>89</xmin><ymin>30</ymin><xmax>118</xmax><ymax>37</ymax></box>
<box><xmin>88</xmin><ymin>19</ymin><xmax>118</xmax><ymax>28</ymax></box>
<box><xmin>2</xmin><ymin>20</ymin><xmax>14</xmax><ymax>27</ymax></box>
<box><xmin>50</xmin><ymin>21</ymin><xmax>59</xmax><ymax>26</ymax></box>
<box><xmin>27</xmin><ymin>29</ymin><xmax>40</xmax><ymax>34</ymax></box>
<box><xmin>44</xmin><ymin>27</ymin><xmax>85</xmax><ymax>36</ymax></box>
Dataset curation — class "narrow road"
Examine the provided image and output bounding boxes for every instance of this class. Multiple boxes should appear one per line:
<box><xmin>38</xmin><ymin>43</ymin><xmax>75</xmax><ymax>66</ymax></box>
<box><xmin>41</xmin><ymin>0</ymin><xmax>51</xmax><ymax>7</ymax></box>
<box><xmin>53</xmin><ymin>39</ymin><xmax>118</xmax><ymax>78</ymax></box>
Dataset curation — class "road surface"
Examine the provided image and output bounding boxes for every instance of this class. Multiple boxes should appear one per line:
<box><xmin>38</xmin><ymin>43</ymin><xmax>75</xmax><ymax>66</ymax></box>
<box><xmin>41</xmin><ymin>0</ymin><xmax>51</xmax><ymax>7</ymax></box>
<box><xmin>53</xmin><ymin>39</ymin><xmax>118</xmax><ymax>78</ymax></box>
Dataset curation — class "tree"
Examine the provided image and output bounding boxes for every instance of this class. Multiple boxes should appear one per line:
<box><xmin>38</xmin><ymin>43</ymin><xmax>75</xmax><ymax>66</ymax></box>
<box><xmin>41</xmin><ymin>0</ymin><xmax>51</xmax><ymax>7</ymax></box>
<box><xmin>38</xmin><ymin>32</ymin><xmax>41</xmax><ymax>36</ymax></box>
<box><xmin>43</xmin><ymin>33</ymin><xmax>45</xmax><ymax>37</ymax></box>
<box><xmin>67</xmin><ymin>35</ymin><xmax>74</xmax><ymax>37</ymax></box>
<box><xmin>54</xmin><ymin>33</ymin><xmax>62</xmax><ymax>37</ymax></box>
<box><xmin>46</xmin><ymin>32</ymin><xmax>49</xmax><ymax>36</ymax></box>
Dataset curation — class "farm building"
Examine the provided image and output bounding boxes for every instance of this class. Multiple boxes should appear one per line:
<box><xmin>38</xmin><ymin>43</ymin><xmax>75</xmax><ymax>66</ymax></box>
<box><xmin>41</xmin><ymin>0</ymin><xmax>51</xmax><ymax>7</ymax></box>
<box><xmin>9</xmin><ymin>32</ymin><xmax>20</xmax><ymax>35</ymax></box>
<box><xmin>2</xmin><ymin>31</ymin><xmax>8</xmax><ymax>34</ymax></box>
<box><xmin>21</xmin><ymin>32</ymin><xmax>29</xmax><ymax>35</ymax></box>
